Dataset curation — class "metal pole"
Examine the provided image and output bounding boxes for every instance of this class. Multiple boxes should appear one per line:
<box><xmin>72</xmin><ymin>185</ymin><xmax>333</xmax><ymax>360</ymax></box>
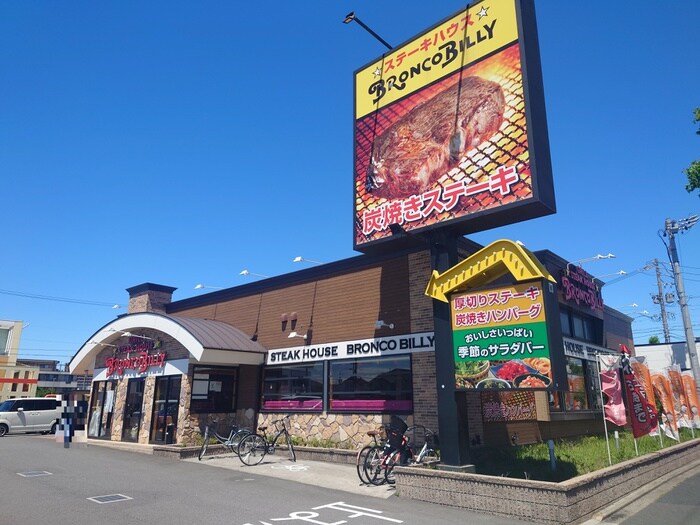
<box><xmin>343</xmin><ymin>13</ymin><xmax>393</xmax><ymax>50</ymax></box>
<box><xmin>654</xmin><ymin>259</ymin><xmax>671</xmax><ymax>343</ymax></box>
<box><xmin>595</xmin><ymin>354</ymin><xmax>613</xmax><ymax>466</ymax></box>
<box><xmin>665</xmin><ymin>217</ymin><xmax>700</xmax><ymax>398</ymax></box>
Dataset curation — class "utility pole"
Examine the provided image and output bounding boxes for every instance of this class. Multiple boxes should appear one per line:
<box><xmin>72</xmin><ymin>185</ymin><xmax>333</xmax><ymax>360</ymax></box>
<box><xmin>652</xmin><ymin>258</ymin><xmax>672</xmax><ymax>343</ymax></box>
<box><xmin>664</xmin><ymin>215</ymin><xmax>700</xmax><ymax>396</ymax></box>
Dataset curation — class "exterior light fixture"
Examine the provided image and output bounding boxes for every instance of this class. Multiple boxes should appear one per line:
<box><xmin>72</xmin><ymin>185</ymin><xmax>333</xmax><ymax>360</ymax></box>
<box><xmin>288</xmin><ymin>331</ymin><xmax>308</xmax><ymax>340</ymax></box>
<box><xmin>240</xmin><ymin>269</ymin><xmax>269</xmax><ymax>278</ymax></box>
<box><xmin>107</xmin><ymin>329</ymin><xmax>153</xmax><ymax>340</ymax></box>
<box><xmin>194</xmin><ymin>284</ymin><xmax>224</xmax><ymax>290</ymax></box>
<box><xmin>342</xmin><ymin>11</ymin><xmax>393</xmax><ymax>50</ymax></box>
<box><xmin>90</xmin><ymin>341</ymin><xmax>118</xmax><ymax>348</ymax></box>
<box><xmin>375</xmin><ymin>320</ymin><xmax>395</xmax><ymax>329</ymax></box>
<box><xmin>566</xmin><ymin>253</ymin><xmax>616</xmax><ymax>271</ymax></box>
<box><xmin>596</xmin><ymin>271</ymin><xmax>627</xmax><ymax>279</ymax></box>
<box><xmin>293</xmin><ymin>256</ymin><xmax>323</xmax><ymax>265</ymax></box>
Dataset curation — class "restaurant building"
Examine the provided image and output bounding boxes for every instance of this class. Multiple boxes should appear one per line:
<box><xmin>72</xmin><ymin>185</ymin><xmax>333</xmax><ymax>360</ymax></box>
<box><xmin>69</xmin><ymin>240</ymin><xmax>633</xmax><ymax>450</ymax></box>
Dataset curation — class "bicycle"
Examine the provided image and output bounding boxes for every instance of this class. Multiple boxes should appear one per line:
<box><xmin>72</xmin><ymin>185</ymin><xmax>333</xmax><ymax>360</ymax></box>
<box><xmin>237</xmin><ymin>417</ymin><xmax>296</xmax><ymax>466</ymax></box>
<box><xmin>362</xmin><ymin>417</ymin><xmax>409</xmax><ymax>486</ymax></box>
<box><xmin>384</xmin><ymin>425</ymin><xmax>439</xmax><ymax>484</ymax></box>
<box><xmin>198</xmin><ymin>420</ymin><xmax>252</xmax><ymax>461</ymax></box>
<box><xmin>356</xmin><ymin>427</ymin><xmax>386</xmax><ymax>485</ymax></box>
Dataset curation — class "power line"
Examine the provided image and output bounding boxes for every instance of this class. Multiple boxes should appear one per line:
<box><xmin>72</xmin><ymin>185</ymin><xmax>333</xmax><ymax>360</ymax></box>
<box><xmin>0</xmin><ymin>288</ymin><xmax>120</xmax><ymax>308</ymax></box>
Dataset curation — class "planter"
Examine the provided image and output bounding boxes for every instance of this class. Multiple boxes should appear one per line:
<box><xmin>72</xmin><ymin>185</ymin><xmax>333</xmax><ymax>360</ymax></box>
<box><xmin>394</xmin><ymin>438</ymin><xmax>700</xmax><ymax>525</ymax></box>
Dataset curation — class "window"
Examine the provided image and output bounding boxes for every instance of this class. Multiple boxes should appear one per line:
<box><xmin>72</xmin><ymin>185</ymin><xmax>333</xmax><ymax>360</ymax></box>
<box><xmin>190</xmin><ymin>366</ymin><xmax>238</xmax><ymax>413</ymax></box>
<box><xmin>564</xmin><ymin>357</ymin><xmax>589</xmax><ymax>411</ymax></box>
<box><xmin>329</xmin><ymin>355</ymin><xmax>412</xmax><ymax>412</ymax></box>
<box><xmin>262</xmin><ymin>363</ymin><xmax>324</xmax><ymax>411</ymax></box>
<box><xmin>559</xmin><ymin>310</ymin><xmax>571</xmax><ymax>336</ymax></box>
<box><xmin>0</xmin><ymin>327</ymin><xmax>10</xmax><ymax>355</ymax></box>
<box><xmin>559</xmin><ymin>307</ymin><xmax>597</xmax><ymax>343</ymax></box>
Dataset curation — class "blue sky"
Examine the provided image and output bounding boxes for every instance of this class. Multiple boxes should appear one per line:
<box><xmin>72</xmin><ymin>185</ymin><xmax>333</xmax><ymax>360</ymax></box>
<box><xmin>2</xmin><ymin>0</ymin><xmax>699</xmax><ymax>367</ymax></box>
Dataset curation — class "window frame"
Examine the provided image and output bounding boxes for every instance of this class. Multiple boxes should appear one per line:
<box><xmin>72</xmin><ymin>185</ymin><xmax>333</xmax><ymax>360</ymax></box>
<box><xmin>261</xmin><ymin>362</ymin><xmax>325</xmax><ymax>412</ymax></box>
<box><xmin>328</xmin><ymin>355</ymin><xmax>413</xmax><ymax>414</ymax></box>
<box><xmin>189</xmin><ymin>365</ymin><xmax>239</xmax><ymax>414</ymax></box>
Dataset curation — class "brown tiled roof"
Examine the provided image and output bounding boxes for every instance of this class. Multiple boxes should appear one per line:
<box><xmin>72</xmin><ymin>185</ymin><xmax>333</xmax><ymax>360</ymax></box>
<box><xmin>168</xmin><ymin>315</ymin><xmax>266</xmax><ymax>354</ymax></box>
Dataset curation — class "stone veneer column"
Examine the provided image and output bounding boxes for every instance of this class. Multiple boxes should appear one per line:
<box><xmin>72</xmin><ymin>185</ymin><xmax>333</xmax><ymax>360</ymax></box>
<box><xmin>177</xmin><ymin>366</ymin><xmax>194</xmax><ymax>445</ymax></box>
<box><xmin>111</xmin><ymin>379</ymin><xmax>129</xmax><ymax>441</ymax></box>
<box><xmin>138</xmin><ymin>376</ymin><xmax>156</xmax><ymax>444</ymax></box>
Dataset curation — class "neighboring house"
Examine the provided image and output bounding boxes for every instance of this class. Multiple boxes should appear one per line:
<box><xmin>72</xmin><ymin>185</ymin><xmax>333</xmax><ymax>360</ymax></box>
<box><xmin>634</xmin><ymin>339</ymin><xmax>700</xmax><ymax>372</ymax></box>
<box><xmin>0</xmin><ymin>320</ymin><xmax>39</xmax><ymax>401</ymax></box>
<box><xmin>16</xmin><ymin>359</ymin><xmax>92</xmax><ymax>395</ymax></box>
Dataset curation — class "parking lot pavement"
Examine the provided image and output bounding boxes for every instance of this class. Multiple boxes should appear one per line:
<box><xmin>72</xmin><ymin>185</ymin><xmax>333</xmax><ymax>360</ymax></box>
<box><xmin>184</xmin><ymin>452</ymin><xmax>397</xmax><ymax>499</ymax></box>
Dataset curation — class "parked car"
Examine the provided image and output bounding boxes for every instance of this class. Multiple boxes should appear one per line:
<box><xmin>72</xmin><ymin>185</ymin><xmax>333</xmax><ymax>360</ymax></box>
<box><xmin>0</xmin><ymin>397</ymin><xmax>60</xmax><ymax>436</ymax></box>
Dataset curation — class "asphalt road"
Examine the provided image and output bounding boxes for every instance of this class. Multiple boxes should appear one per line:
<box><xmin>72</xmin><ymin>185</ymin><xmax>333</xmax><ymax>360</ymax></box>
<box><xmin>0</xmin><ymin>435</ymin><xmax>531</xmax><ymax>525</ymax></box>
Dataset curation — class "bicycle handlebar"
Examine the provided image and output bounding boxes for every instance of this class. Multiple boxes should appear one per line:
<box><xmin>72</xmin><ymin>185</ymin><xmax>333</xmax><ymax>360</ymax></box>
<box><xmin>405</xmin><ymin>424</ymin><xmax>435</xmax><ymax>436</ymax></box>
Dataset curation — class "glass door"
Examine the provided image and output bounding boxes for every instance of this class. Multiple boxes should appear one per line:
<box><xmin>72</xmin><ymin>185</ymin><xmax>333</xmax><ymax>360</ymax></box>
<box><xmin>150</xmin><ymin>376</ymin><xmax>181</xmax><ymax>444</ymax></box>
<box><xmin>122</xmin><ymin>378</ymin><xmax>145</xmax><ymax>442</ymax></box>
<box><xmin>88</xmin><ymin>381</ymin><xmax>116</xmax><ymax>439</ymax></box>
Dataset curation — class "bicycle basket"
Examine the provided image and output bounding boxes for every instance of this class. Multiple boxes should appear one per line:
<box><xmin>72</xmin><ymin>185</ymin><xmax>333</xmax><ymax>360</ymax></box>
<box><xmin>387</xmin><ymin>415</ymin><xmax>408</xmax><ymax>434</ymax></box>
<box><xmin>428</xmin><ymin>433</ymin><xmax>439</xmax><ymax>449</ymax></box>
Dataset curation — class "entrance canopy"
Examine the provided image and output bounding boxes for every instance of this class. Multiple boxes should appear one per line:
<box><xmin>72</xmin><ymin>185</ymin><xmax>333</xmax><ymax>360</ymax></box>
<box><xmin>69</xmin><ymin>312</ymin><xmax>267</xmax><ymax>374</ymax></box>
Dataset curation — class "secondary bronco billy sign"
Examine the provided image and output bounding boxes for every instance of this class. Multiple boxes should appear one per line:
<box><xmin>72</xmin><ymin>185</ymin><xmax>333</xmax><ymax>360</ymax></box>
<box><xmin>266</xmin><ymin>332</ymin><xmax>434</xmax><ymax>365</ymax></box>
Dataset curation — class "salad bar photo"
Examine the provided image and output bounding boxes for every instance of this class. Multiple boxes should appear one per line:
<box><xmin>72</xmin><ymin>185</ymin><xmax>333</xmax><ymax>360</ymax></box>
<box><xmin>455</xmin><ymin>357</ymin><xmax>552</xmax><ymax>390</ymax></box>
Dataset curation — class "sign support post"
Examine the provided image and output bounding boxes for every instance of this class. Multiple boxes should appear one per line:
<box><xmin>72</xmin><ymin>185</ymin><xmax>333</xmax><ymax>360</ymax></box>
<box><xmin>431</xmin><ymin>232</ymin><xmax>471</xmax><ymax>467</ymax></box>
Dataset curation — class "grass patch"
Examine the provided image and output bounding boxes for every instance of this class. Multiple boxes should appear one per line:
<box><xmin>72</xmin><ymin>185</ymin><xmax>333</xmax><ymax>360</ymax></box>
<box><xmin>471</xmin><ymin>429</ymin><xmax>697</xmax><ymax>482</ymax></box>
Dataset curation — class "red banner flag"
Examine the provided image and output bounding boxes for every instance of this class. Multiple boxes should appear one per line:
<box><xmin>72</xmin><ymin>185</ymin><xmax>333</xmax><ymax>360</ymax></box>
<box><xmin>620</xmin><ymin>345</ymin><xmax>658</xmax><ymax>438</ymax></box>
<box><xmin>599</xmin><ymin>355</ymin><xmax>626</xmax><ymax>426</ymax></box>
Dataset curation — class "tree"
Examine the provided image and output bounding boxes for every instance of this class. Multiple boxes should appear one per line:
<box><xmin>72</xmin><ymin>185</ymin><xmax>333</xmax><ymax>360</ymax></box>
<box><xmin>684</xmin><ymin>107</ymin><xmax>700</xmax><ymax>196</ymax></box>
<box><xmin>36</xmin><ymin>387</ymin><xmax>56</xmax><ymax>398</ymax></box>
<box><xmin>648</xmin><ymin>335</ymin><xmax>660</xmax><ymax>344</ymax></box>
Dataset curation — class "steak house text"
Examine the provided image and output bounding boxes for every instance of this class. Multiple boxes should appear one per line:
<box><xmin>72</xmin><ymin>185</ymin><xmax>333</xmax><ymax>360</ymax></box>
<box><xmin>369</xmin><ymin>20</ymin><xmax>497</xmax><ymax>104</ymax></box>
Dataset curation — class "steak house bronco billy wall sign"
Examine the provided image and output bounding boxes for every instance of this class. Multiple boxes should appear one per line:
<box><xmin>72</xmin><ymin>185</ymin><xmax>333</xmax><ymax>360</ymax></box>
<box><xmin>353</xmin><ymin>0</ymin><xmax>554</xmax><ymax>252</ymax></box>
<box><xmin>267</xmin><ymin>332</ymin><xmax>434</xmax><ymax>365</ymax></box>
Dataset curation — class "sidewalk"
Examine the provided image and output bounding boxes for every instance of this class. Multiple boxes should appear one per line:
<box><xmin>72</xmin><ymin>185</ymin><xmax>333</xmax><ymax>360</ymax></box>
<box><xmin>184</xmin><ymin>452</ymin><xmax>397</xmax><ymax>499</ymax></box>
<box><xmin>580</xmin><ymin>456</ymin><xmax>700</xmax><ymax>525</ymax></box>
<box><xmin>87</xmin><ymin>438</ymin><xmax>395</xmax><ymax>499</ymax></box>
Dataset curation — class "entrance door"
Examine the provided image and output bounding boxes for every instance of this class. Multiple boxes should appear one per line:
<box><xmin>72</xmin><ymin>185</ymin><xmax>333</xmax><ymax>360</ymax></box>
<box><xmin>150</xmin><ymin>376</ymin><xmax>181</xmax><ymax>444</ymax></box>
<box><xmin>88</xmin><ymin>381</ymin><xmax>117</xmax><ymax>439</ymax></box>
<box><xmin>122</xmin><ymin>378</ymin><xmax>145</xmax><ymax>442</ymax></box>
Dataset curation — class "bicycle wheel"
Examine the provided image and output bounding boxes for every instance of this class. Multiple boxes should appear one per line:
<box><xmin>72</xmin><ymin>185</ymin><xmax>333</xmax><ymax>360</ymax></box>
<box><xmin>384</xmin><ymin>449</ymin><xmax>402</xmax><ymax>485</ymax></box>
<box><xmin>364</xmin><ymin>446</ymin><xmax>386</xmax><ymax>486</ymax></box>
<box><xmin>238</xmin><ymin>433</ymin><xmax>267</xmax><ymax>466</ymax></box>
<box><xmin>229</xmin><ymin>428</ymin><xmax>252</xmax><ymax>455</ymax></box>
<box><xmin>285</xmin><ymin>431</ymin><xmax>296</xmax><ymax>462</ymax></box>
<box><xmin>198</xmin><ymin>427</ymin><xmax>209</xmax><ymax>461</ymax></box>
<box><xmin>356</xmin><ymin>445</ymin><xmax>373</xmax><ymax>484</ymax></box>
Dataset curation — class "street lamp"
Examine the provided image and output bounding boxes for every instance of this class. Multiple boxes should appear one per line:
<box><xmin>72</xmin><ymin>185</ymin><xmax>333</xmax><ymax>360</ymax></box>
<box><xmin>342</xmin><ymin>12</ymin><xmax>393</xmax><ymax>50</ymax></box>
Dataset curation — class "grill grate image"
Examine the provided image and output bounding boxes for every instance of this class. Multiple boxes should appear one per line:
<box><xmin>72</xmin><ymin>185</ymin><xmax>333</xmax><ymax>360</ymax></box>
<box><xmin>354</xmin><ymin>43</ymin><xmax>532</xmax><ymax>245</ymax></box>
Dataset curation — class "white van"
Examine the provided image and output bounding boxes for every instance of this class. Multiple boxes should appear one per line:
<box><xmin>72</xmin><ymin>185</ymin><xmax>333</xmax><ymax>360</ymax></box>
<box><xmin>0</xmin><ymin>397</ymin><xmax>60</xmax><ymax>436</ymax></box>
